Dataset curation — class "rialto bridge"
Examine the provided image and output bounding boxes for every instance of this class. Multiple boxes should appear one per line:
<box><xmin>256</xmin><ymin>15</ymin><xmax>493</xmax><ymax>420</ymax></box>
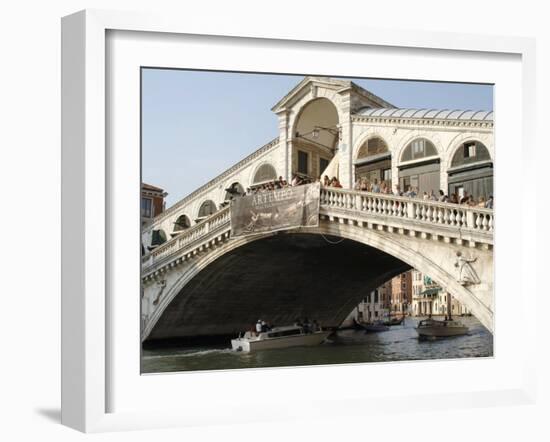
<box><xmin>141</xmin><ymin>77</ymin><xmax>494</xmax><ymax>343</ymax></box>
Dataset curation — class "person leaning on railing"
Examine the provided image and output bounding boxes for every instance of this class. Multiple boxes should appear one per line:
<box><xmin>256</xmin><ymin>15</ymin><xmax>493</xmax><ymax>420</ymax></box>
<box><xmin>330</xmin><ymin>176</ymin><xmax>342</xmax><ymax>188</ymax></box>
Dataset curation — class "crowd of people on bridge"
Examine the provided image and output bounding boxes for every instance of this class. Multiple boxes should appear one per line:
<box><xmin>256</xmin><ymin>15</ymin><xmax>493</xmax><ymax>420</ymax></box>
<box><xmin>241</xmin><ymin>174</ymin><xmax>349</xmax><ymax>196</ymax></box>
<box><xmin>352</xmin><ymin>177</ymin><xmax>493</xmax><ymax>209</ymax></box>
<box><xmin>237</xmin><ymin>174</ymin><xmax>493</xmax><ymax>209</ymax></box>
<box><xmin>244</xmin><ymin>174</ymin><xmax>317</xmax><ymax>195</ymax></box>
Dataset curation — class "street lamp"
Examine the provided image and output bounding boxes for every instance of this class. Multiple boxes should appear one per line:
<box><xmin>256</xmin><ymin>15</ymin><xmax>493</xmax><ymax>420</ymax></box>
<box><xmin>312</xmin><ymin>125</ymin><xmax>342</xmax><ymax>141</ymax></box>
<box><xmin>295</xmin><ymin>125</ymin><xmax>341</xmax><ymax>155</ymax></box>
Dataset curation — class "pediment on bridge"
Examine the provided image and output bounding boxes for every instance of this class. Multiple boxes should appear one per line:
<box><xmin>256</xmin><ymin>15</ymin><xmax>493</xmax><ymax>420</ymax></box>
<box><xmin>271</xmin><ymin>76</ymin><xmax>395</xmax><ymax>114</ymax></box>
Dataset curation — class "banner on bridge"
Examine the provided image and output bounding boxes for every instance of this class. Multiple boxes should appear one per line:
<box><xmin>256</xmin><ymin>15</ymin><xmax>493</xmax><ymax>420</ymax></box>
<box><xmin>230</xmin><ymin>182</ymin><xmax>320</xmax><ymax>237</ymax></box>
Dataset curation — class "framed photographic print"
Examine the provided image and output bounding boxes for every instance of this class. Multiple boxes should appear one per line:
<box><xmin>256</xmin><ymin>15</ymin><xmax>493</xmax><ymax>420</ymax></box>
<box><xmin>61</xmin><ymin>9</ymin><xmax>537</xmax><ymax>433</ymax></box>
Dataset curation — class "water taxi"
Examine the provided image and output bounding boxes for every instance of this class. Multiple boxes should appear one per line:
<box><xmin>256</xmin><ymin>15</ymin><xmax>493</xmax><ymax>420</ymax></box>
<box><xmin>231</xmin><ymin>325</ymin><xmax>331</xmax><ymax>352</ymax></box>
<box><xmin>415</xmin><ymin>290</ymin><xmax>469</xmax><ymax>339</ymax></box>
<box><xmin>415</xmin><ymin>318</ymin><xmax>469</xmax><ymax>338</ymax></box>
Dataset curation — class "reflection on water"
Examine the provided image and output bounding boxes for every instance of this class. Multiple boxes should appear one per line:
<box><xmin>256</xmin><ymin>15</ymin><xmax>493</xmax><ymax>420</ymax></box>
<box><xmin>141</xmin><ymin>316</ymin><xmax>493</xmax><ymax>374</ymax></box>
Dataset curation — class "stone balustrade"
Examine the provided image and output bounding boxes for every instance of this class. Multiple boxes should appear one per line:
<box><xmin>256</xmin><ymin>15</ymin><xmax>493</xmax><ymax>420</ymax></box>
<box><xmin>319</xmin><ymin>188</ymin><xmax>493</xmax><ymax>234</ymax></box>
<box><xmin>142</xmin><ymin>206</ymin><xmax>231</xmax><ymax>273</ymax></box>
<box><xmin>142</xmin><ymin>187</ymin><xmax>494</xmax><ymax>277</ymax></box>
<box><xmin>144</xmin><ymin>137</ymin><xmax>279</xmax><ymax>231</ymax></box>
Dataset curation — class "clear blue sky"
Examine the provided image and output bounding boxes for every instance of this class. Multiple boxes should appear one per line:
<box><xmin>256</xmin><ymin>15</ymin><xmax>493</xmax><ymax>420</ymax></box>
<box><xmin>142</xmin><ymin>69</ymin><xmax>493</xmax><ymax>207</ymax></box>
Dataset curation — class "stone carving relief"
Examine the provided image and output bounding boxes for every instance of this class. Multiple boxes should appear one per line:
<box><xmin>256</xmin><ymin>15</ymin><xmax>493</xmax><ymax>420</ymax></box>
<box><xmin>454</xmin><ymin>251</ymin><xmax>480</xmax><ymax>286</ymax></box>
<box><xmin>152</xmin><ymin>279</ymin><xmax>167</xmax><ymax>306</ymax></box>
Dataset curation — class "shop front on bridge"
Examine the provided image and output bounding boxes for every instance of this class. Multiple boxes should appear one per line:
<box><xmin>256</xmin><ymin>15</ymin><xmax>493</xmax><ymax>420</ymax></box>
<box><xmin>447</xmin><ymin>140</ymin><xmax>493</xmax><ymax>201</ymax></box>
<box><xmin>398</xmin><ymin>138</ymin><xmax>441</xmax><ymax>195</ymax></box>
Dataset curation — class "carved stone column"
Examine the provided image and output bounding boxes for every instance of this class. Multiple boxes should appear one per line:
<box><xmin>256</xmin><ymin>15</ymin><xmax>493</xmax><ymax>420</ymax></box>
<box><xmin>337</xmin><ymin>93</ymin><xmax>353</xmax><ymax>188</ymax></box>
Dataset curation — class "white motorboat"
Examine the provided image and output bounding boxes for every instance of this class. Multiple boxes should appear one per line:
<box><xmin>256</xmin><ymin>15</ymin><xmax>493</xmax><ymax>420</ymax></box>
<box><xmin>231</xmin><ymin>325</ymin><xmax>331</xmax><ymax>352</ymax></box>
<box><xmin>415</xmin><ymin>318</ymin><xmax>469</xmax><ymax>338</ymax></box>
<box><xmin>415</xmin><ymin>289</ymin><xmax>469</xmax><ymax>339</ymax></box>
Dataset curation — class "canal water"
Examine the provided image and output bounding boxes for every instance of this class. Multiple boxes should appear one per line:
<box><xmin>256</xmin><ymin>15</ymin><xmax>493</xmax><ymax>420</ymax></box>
<box><xmin>141</xmin><ymin>316</ymin><xmax>493</xmax><ymax>374</ymax></box>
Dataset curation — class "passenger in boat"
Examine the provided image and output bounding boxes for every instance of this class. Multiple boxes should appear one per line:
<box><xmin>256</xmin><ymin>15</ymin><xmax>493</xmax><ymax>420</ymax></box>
<box><xmin>256</xmin><ymin>319</ymin><xmax>263</xmax><ymax>334</ymax></box>
<box><xmin>303</xmin><ymin>318</ymin><xmax>311</xmax><ymax>334</ymax></box>
<box><xmin>311</xmin><ymin>320</ymin><xmax>320</xmax><ymax>333</ymax></box>
<box><xmin>261</xmin><ymin>320</ymin><xmax>268</xmax><ymax>332</ymax></box>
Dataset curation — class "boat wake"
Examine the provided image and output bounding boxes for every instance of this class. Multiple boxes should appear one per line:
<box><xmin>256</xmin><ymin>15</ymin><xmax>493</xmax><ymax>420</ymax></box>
<box><xmin>143</xmin><ymin>348</ymin><xmax>235</xmax><ymax>360</ymax></box>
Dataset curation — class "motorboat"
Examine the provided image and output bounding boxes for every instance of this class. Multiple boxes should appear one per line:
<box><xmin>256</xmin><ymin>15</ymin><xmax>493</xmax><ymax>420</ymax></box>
<box><xmin>231</xmin><ymin>325</ymin><xmax>331</xmax><ymax>352</ymax></box>
<box><xmin>415</xmin><ymin>318</ymin><xmax>469</xmax><ymax>338</ymax></box>
<box><xmin>415</xmin><ymin>290</ymin><xmax>469</xmax><ymax>338</ymax></box>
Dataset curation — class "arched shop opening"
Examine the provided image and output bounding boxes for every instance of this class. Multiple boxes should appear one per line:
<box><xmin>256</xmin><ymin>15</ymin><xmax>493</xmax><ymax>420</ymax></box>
<box><xmin>171</xmin><ymin>214</ymin><xmax>191</xmax><ymax>237</ymax></box>
<box><xmin>196</xmin><ymin>200</ymin><xmax>217</xmax><ymax>223</ymax></box>
<box><xmin>252</xmin><ymin>164</ymin><xmax>277</xmax><ymax>187</ymax></box>
<box><xmin>354</xmin><ymin>137</ymin><xmax>392</xmax><ymax>188</ymax></box>
<box><xmin>398</xmin><ymin>138</ymin><xmax>440</xmax><ymax>195</ymax></box>
<box><xmin>447</xmin><ymin>141</ymin><xmax>493</xmax><ymax>201</ymax></box>
<box><xmin>224</xmin><ymin>182</ymin><xmax>245</xmax><ymax>201</ymax></box>
<box><xmin>148</xmin><ymin>229</ymin><xmax>167</xmax><ymax>251</ymax></box>
<box><xmin>220</xmin><ymin>182</ymin><xmax>246</xmax><ymax>208</ymax></box>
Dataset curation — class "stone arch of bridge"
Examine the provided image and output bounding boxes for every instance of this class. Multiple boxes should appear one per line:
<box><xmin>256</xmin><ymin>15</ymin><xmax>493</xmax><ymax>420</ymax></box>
<box><xmin>142</xmin><ymin>221</ymin><xmax>492</xmax><ymax>341</ymax></box>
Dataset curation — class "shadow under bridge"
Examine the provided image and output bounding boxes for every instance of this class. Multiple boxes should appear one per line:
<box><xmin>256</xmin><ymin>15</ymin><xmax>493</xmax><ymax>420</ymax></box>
<box><xmin>145</xmin><ymin>233</ymin><xmax>410</xmax><ymax>344</ymax></box>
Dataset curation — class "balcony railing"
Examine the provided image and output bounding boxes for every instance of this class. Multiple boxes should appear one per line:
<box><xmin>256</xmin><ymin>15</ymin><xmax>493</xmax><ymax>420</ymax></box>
<box><xmin>319</xmin><ymin>187</ymin><xmax>493</xmax><ymax>233</ymax></box>
<box><xmin>142</xmin><ymin>206</ymin><xmax>231</xmax><ymax>269</ymax></box>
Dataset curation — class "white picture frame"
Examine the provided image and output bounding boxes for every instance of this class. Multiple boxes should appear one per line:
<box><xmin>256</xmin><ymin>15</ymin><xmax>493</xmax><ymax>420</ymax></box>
<box><xmin>61</xmin><ymin>9</ymin><xmax>537</xmax><ymax>433</ymax></box>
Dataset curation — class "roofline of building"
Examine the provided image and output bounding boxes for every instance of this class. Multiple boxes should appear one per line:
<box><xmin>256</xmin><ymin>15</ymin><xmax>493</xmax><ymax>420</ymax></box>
<box><xmin>271</xmin><ymin>76</ymin><xmax>395</xmax><ymax>112</ymax></box>
<box><xmin>148</xmin><ymin>136</ymin><xmax>280</xmax><ymax>225</ymax></box>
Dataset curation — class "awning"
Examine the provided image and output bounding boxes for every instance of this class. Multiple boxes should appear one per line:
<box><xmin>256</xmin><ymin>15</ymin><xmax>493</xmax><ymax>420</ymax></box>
<box><xmin>321</xmin><ymin>151</ymin><xmax>340</xmax><ymax>178</ymax></box>
<box><xmin>354</xmin><ymin>152</ymin><xmax>391</xmax><ymax>166</ymax></box>
<box><xmin>419</xmin><ymin>287</ymin><xmax>442</xmax><ymax>296</ymax></box>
